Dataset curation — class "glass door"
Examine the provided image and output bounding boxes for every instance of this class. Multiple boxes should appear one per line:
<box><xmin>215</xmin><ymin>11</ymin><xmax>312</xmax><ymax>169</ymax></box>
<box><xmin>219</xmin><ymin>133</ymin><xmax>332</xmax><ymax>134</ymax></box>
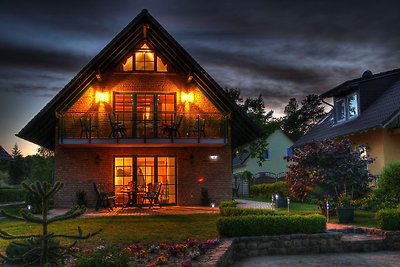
<box><xmin>136</xmin><ymin>94</ymin><xmax>155</xmax><ymax>138</ymax></box>
<box><xmin>114</xmin><ymin>156</ymin><xmax>177</xmax><ymax>205</ymax></box>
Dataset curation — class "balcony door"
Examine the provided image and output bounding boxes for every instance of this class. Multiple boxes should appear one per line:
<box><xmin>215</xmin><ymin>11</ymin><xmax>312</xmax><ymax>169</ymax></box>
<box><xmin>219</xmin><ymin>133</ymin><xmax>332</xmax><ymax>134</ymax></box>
<box><xmin>114</xmin><ymin>92</ymin><xmax>175</xmax><ymax>138</ymax></box>
<box><xmin>114</xmin><ymin>156</ymin><xmax>177</xmax><ymax>205</ymax></box>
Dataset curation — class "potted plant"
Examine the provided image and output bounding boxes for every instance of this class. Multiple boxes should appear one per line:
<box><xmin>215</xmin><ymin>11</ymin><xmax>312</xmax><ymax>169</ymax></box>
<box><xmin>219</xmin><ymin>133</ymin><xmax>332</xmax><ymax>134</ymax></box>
<box><xmin>336</xmin><ymin>193</ymin><xmax>354</xmax><ymax>223</ymax></box>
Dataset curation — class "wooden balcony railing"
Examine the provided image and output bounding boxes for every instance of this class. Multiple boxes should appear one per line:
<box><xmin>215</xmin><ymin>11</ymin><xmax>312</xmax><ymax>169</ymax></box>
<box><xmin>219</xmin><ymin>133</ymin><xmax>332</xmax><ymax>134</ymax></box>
<box><xmin>57</xmin><ymin>112</ymin><xmax>228</xmax><ymax>145</ymax></box>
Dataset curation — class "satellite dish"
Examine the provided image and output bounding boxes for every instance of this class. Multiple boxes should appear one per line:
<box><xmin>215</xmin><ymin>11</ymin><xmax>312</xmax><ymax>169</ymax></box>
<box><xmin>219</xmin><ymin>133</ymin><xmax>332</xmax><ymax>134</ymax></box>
<box><xmin>362</xmin><ymin>70</ymin><xmax>373</xmax><ymax>78</ymax></box>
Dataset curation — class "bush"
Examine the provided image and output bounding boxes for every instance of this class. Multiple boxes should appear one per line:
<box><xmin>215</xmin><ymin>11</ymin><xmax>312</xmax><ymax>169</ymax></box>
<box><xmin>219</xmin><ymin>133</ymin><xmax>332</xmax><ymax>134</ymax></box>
<box><xmin>250</xmin><ymin>181</ymin><xmax>289</xmax><ymax>199</ymax></box>
<box><xmin>5</xmin><ymin>237</ymin><xmax>62</xmax><ymax>266</ymax></box>
<box><xmin>220</xmin><ymin>207</ymin><xmax>276</xmax><ymax>217</ymax></box>
<box><xmin>375</xmin><ymin>209</ymin><xmax>400</xmax><ymax>230</ymax></box>
<box><xmin>379</xmin><ymin>161</ymin><xmax>400</xmax><ymax>202</ymax></box>
<box><xmin>217</xmin><ymin>214</ymin><xmax>326</xmax><ymax>237</ymax></box>
<box><xmin>355</xmin><ymin>189</ymin><xmax>399</xmax><ymax>211</ymax></box>
<box><xmin>218</xmin><ymin>201</ymin><xmax>237</xmax><ymax>208</ymax></box>
<box><xmin>0</xmin><ymin>188</ymin><xmax>27</xmax><ymax>203</ymax></box>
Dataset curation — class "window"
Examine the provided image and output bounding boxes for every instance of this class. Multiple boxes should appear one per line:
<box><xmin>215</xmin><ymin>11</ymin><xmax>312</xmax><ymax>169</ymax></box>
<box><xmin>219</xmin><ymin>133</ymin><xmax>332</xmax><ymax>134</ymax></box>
<box><xmin>120</xmin><ymin>43</ymin><xmax>168</xmax><ymax>72</ymax></box>
<box><xmin>334</xmin><ymin>92</ymin><xmax>359</xmax><ymax>123</ymax></box>
<box><xmin>263</xmin><ymin>149</ymin><xmax>270</xmax><ymax>160</ymax></box>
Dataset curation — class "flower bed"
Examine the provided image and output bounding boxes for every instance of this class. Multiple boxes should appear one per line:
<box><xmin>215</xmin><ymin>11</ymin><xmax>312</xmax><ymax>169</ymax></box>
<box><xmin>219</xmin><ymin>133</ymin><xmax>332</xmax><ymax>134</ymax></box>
<box><xmin>68</xmin><ymin>238</ymin><xmax>220</xmax><ymax>266</ymax></box>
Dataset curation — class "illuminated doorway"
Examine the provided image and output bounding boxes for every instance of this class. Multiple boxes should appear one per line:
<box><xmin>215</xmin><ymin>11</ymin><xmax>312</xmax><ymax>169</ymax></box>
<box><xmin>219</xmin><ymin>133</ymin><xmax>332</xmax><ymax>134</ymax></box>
<box><xmin>114</xmin><ymin>156</ymin><xmax>176</xmax><ymax>205</ymax></box>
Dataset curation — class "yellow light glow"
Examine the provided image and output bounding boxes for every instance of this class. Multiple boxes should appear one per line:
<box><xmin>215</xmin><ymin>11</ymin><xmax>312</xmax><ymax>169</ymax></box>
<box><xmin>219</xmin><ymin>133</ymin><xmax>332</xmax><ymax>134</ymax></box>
<box><xmin>181</xmin><ymin>92</ymin><xmax>194</xmax><ymax>103</ymax></box>
<box><xmin>95</xmin><ymin>91</ymin><xmax>109</xmax><ymax>103</ymax></box>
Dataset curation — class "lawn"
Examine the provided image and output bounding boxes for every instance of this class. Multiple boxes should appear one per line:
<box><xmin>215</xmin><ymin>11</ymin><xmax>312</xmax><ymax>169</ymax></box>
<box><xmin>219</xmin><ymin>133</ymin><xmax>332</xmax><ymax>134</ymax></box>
<box><xmin>0</xmin><ymin>211</ymin><xmax>219</xmax><ymax>252</ymax></box>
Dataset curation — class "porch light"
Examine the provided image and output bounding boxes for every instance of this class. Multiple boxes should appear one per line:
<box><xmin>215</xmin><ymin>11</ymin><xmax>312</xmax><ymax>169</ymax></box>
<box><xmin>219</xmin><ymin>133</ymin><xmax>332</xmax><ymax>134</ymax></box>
<box><xmin>197</xmin><ymin>177</ymin><xmax>205</xmax><ymax>183</ymax></box>
<box><xmin>181</xmin><ymin>92</ymin><xmax>194</xmax><ymax>103</ymax></box>
<box><xmin>95</xmin><ymin>91</ymin><xmax>109</xmax><ymax>103</ymax></box>
<box><xmin>209</xmin><ymin>155</ymin><xmax>218</xmax><ymax>160</ymax></box>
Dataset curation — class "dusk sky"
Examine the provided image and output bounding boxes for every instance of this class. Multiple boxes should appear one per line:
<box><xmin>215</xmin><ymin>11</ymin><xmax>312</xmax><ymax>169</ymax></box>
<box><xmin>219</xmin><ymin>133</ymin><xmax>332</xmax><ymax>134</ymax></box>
<box><xmin>1</xmin><ymin>0</ymin><xmax>400</xmax><ymax>155</ymax></box>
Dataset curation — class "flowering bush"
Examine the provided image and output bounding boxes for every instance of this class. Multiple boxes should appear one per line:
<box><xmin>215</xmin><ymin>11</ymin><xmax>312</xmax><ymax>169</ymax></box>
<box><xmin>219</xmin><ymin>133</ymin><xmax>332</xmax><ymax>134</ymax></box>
<box><xmin>71</xmin><ymin>238</ymin><xmax>220</xmax><ymax>266</ymax></box>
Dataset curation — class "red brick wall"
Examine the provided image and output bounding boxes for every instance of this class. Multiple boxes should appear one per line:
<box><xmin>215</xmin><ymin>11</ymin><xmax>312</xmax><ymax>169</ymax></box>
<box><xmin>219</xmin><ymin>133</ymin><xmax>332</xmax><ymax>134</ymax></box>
<box><xmin>54</xmin><ymin>145</ymin><xmax>232</xmax><ymax>207</ymax></box>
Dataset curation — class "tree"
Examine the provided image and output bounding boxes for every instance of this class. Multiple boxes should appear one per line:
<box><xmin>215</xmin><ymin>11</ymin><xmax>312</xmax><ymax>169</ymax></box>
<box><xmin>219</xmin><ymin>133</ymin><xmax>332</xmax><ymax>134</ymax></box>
<box><xmin>0</xmin><ymin>181</ymin><xmax>101</xmax><ymax>266</ymax></box>
<box><xmin>225</xmin><ymin>88</ymin><xmax>277</xmax><ymax>165</ymax></box>
<box><xmin>8</xmin><ymin>144</ymin><xmax>25</xmax><ymax>185</ymax></box>
<box><xmin>285</xmin><ymin>138</ymin><xmax>375</xmax><ymax>204</ymax></box>
<box><xmin>281</xmin><ymin>94</ymin><xmax>326</xmax><ymax>141</ymax></box>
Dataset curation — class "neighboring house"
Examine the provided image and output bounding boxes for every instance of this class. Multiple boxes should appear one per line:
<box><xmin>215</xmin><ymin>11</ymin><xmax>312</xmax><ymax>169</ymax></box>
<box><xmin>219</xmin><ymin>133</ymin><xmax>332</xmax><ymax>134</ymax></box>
<box><xmin>295</xmin><ymin>69</ymin><xmax>400</xmax><ymax>176</ymax></box>
<box><xmin>0</xmin><ymin>146</ymin><xmax>12</xmax><ymax>161</ymax></box>
<box><xmin>232</xmin><ymin>129</ymin><xmax>293</xmax><ymax>195</ymax></box>
<box><xmin>17</xmin><ymin>10</ymin><xmax>261</xmax><ymax>207</ymax></box>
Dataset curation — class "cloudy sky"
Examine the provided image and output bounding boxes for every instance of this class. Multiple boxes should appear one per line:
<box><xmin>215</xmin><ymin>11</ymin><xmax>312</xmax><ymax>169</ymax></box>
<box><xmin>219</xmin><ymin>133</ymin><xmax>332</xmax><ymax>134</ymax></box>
<box><xmin>1</xmin><ymin>0</ymin><xmax>400</xmax><ymax>155</ymax></box>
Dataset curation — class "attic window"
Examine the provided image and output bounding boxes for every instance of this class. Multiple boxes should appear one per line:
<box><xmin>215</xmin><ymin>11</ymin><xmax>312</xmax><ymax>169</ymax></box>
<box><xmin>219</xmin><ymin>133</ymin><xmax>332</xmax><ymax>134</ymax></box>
<box><xmin>334</xmin><ymin>92</ymin><xmax>359</xmax><ymax>123</ymax></box>
<box><xmin>120</xmin><ymin>43</ymin><xmax>168</xmax><ymax>72</ymax></box>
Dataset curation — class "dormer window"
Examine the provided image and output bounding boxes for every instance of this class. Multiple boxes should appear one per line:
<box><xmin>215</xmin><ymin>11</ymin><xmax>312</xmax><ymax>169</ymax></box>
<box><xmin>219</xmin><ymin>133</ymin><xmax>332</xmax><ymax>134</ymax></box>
<box><xmin>334</xmin><ymin>92</ymin><xmax>359</xmax><ymax>123</ymax></box>
<box><xmin>120</xmin><ymin>43</ymin><xmax>168</xmax><ymax>72</ymax></box>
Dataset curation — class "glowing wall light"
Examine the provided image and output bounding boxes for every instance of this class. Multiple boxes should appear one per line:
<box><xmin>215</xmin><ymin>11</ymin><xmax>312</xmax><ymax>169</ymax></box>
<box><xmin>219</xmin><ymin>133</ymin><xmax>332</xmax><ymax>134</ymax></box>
<box><xmin>95</xmin><ymin>91</ymin><xmax>109</xmax><ymax>103</ymax></box>
<box><xmin>181</xmin><ymin>91</ymin><xmax>194</xmax><ymax>103</ymax></box>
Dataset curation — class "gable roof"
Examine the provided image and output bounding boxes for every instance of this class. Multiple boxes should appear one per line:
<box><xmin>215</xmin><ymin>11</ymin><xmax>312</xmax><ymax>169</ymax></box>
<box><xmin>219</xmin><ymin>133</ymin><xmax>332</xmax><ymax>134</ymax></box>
<box><xmin>0</xmin><ymin>146</ymin><xmax>12</xmax><ymax>161</ymax></box>
<box><xmin>17</xmin><ymin>9</ymin><xmax>262</xmax><ymax>150</ymax></box>
<box><xmin>233</xmin><ymin>129</ymin><xmax>292</xmax><ymax>167</ymax></box>
<box><xmin>295</xmin><ymin>70</ymin><xmax>400</xmax><ymax>147</ymax></box>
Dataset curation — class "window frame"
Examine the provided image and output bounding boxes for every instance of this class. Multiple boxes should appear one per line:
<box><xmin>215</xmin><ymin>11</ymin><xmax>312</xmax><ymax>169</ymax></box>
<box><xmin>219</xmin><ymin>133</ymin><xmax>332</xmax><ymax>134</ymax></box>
<box><xmin>334</xmin><ymin>92</ymin><xmax>359</xmax><ymax>124</ymax></box>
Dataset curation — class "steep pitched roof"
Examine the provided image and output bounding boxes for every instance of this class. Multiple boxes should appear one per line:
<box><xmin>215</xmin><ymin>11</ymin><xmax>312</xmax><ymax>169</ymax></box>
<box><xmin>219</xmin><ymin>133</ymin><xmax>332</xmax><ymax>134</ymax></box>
<box><xmin>295</xmin><ymin>70</ymin><xmax>400</xmax><ymax>147</ymax></box>
<box><xmin>0</xmin><ymin>146</ymin><xmax>12</xmax><ymax>161</ymax></box>
<box><xmin>17</xmin><ymin>9</ymin><xmax>262</xmax><ymax>150</ymax></box>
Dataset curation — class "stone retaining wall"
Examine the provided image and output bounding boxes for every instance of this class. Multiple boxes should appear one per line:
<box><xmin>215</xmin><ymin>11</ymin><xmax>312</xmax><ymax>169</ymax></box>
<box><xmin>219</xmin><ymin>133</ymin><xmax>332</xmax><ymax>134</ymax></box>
<box><xmin>202</xmin><ymin>228</ymin><xmax>400</xmax><ymax>266</ymax></box>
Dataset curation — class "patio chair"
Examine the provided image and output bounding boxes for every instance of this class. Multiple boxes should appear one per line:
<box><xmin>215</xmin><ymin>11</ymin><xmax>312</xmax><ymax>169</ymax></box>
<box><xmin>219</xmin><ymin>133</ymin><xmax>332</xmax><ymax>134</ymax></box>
<box><xmin>160</xmin><ymin>115</ymin><xmax>183</xmax><ymax>138</ymax></box>
<box><xmin>141</xmin><ymin>182</ymin><xmax>162</xmax><ymax>209</ymax></box>
<box><xmin>108</xmin><ymin>113</ymin><xmax>127</xmax><ymax>138</ymax></box>
<box><xmin>93</xmin><ymin>182</ymin><xmax>116</xmax><ymax>211</ymax></box>
<box><xmin>80</xmin><ymin>116</ymin><xmax>98</xmax><ymax>138</ymax></box>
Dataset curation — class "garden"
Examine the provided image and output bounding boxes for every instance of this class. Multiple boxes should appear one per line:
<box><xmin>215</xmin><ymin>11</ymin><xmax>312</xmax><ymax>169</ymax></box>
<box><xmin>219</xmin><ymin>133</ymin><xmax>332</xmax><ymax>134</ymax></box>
<box><xmin>1</xmin><ymin>138</ymin><xmax>400</xmax><ymax>266</ymax></box>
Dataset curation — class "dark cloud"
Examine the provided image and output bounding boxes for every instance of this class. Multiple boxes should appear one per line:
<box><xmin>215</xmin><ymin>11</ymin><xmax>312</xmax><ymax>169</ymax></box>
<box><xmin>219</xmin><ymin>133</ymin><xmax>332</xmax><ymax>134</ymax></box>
<box><xmin>1</xmin><ymin>0</ymin><xmax>400</xmax><ymax>154</ymax></box>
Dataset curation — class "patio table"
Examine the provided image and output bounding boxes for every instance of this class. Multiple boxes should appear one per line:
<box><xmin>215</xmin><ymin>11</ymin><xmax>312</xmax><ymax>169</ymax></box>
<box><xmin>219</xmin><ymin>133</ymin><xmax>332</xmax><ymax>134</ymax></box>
<box><xmin>121</xmin><ymin>189</ymin><xmax>144</xmax><ymax>209</ymax></box>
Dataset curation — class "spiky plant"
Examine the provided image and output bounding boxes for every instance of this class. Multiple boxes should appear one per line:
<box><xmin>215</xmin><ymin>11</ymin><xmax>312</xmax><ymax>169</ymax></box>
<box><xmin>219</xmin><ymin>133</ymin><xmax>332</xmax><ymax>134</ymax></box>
<box><xmin>0</xmin><ymin>181</ymin><xmax>101</xmax><ymax>266</ymax></box>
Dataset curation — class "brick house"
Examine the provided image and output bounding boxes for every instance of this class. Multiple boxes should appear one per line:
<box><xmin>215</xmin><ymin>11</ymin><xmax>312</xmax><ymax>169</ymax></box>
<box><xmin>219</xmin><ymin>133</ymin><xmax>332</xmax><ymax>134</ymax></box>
<box><xmin>294</xmin><ymin>69</ymin><xmax>400</xmax><ymax>176</ymax></box>
<box><xmin>17</xmin><ymin>10</ymin><xmax>261</xmax><ymax>207</ymax></box>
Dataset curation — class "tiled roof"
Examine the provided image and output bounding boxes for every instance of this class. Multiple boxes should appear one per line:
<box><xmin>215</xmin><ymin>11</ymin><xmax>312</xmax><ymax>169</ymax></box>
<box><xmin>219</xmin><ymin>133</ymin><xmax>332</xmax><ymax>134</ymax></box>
<box><xmin>295</xmin><ymin>75</ymin><xmax>400</xmax><ymax>146</ymax></box>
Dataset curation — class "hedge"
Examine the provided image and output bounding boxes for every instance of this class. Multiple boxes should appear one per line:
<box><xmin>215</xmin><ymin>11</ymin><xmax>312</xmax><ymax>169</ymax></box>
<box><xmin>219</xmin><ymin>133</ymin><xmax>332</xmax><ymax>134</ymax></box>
<box><xmin>0</xmin><ymin>188</ymin><xmax>27</xmax><ymax>203</ymax></box>
<box><xmin>220</xmin><ymin>207</ymin><xmax>276</xmax><ymax>217</ymax></box>
<box><xmin>250</xmin><ymin>181</ymin><xmax>289</xmax><ymax>199</ymax></box>
<box><xmin>376</xmin><ymin>209</ymin><xmax>400</xmax><ymax>230</ymax></box>
<box><xmin>217</xmin><ymin>214</ymin><xmax>326</xmax><ymax>237</ymax></box>
<box><xmin>218</xmin><ymin>201</ymin><xmax>237</xmax><ymax>208</ymax></box>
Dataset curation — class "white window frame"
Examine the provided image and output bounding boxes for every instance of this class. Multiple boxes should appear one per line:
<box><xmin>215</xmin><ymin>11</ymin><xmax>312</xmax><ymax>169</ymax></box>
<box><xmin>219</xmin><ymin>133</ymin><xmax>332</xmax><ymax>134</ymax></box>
<box><xmin>334</xmin><ymin>92</ymin><xmax>359</xmax><ymax>123</ymax></box>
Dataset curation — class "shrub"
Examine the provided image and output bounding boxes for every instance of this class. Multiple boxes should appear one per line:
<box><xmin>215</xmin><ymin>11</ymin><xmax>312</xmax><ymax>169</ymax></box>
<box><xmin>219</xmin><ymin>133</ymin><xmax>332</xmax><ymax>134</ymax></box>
<box><xmin>354</xmin><ymin>189</ymin><xmax>399</xmax><ymax>211</ymax></box>
<box><xmin>5</xmin><ymin>237</ymin><xmax>61</xmax><ymax>266</ymax></box>
<box><xmin>217</xmin><ymin>214</ymin><xmax>326</xmax><ymax>237</ymax></box>
<box><xmin>0</xmin><ymin>188</ymin><xmax>27</xmax><ymax>203</ymax></box>
<box><xmin>218</xmin><ymin>201</ymin><xmax>237</xmax><ymax>208</ymax></box>
<box><xmin>379</xmin><ymin>161</ymin><xmax>400</xmax><ymax>203</ymax></box>
<box><xmin>375</xmin><ymin>209</ymin><xmax>400</xmax><ymax>230</ymax></box>
<box><xmin>220</xmin><ymin>207</ymin><xmax>276</xmax><ymax>217</ymax></box>
<box><xmin>250</xmin><ymin>181</ymin><xmax>289</xmax><ymax>199</ymax></box>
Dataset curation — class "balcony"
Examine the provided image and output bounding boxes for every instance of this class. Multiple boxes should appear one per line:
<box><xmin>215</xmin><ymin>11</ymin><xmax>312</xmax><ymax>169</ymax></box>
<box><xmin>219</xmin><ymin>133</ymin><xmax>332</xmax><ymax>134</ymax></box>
<box><xmin>58</xmin><ymin>112</ymin><xmax>228</xmax><ymax>146</ymax></box>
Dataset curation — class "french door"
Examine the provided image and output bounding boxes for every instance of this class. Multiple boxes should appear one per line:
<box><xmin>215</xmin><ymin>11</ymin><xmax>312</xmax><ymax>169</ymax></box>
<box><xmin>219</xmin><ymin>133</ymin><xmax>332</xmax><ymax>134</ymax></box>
<box><xmin>114</xmin><ymin>92</ymin><xmax>176</xmax><ymax>138</ymax></box>
<box><xmin>114</xmin><ymin>156</ymin><xmax>176</xmax><ymax>205</ymax></box>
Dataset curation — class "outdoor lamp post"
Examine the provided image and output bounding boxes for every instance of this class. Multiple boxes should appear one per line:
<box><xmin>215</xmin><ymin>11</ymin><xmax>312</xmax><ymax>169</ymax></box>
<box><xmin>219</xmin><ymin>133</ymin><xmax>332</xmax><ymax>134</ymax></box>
<box><xmin>275</xmin><ymin>194</ymin><xmax>279</xmax><ymax>209</ymax></box>
<box><xmin>326</xmin><ymin>201</ymin><xmax>330</xmax><ymax>223</ymax></box>
<box><xmin>287</xmin><ymin>197</ymin><xmax>290</xmax><ymax>213</ymax></box>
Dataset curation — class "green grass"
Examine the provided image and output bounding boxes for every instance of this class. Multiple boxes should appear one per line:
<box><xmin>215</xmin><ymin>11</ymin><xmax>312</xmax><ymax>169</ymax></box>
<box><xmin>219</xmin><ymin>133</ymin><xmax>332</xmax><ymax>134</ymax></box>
<box><xmin>0</xmin><ymin>212</ymin><xmax>219</xmax><ymax>251</ymax></box>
